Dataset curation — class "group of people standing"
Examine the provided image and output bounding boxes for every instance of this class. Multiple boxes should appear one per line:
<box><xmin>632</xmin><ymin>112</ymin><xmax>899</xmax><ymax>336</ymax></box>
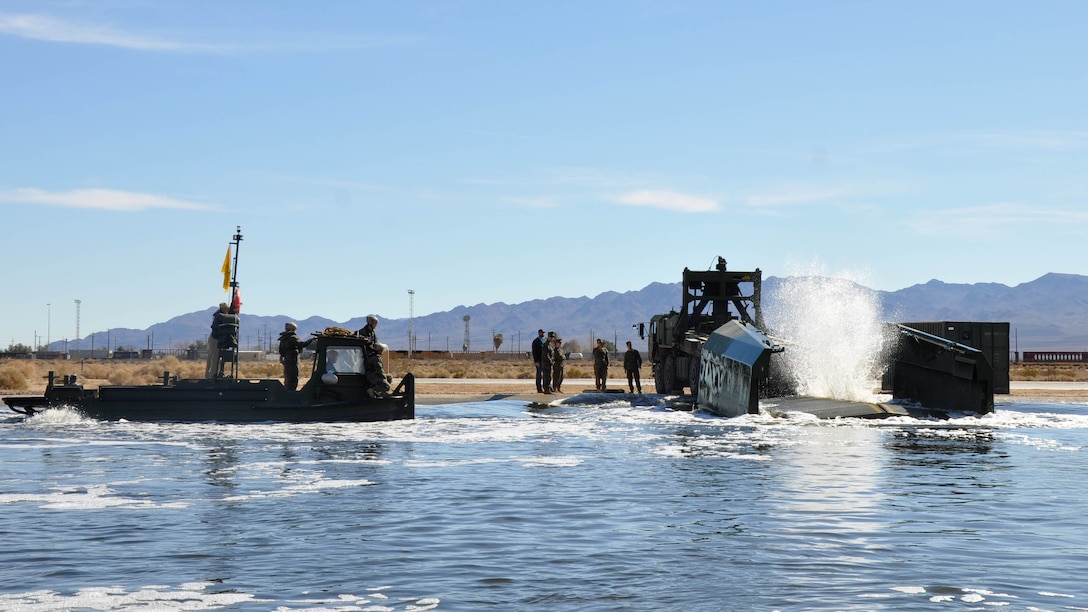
<box><xmin>219</xmin><ymin>308</ymin><xmax>646</xmax><ymax>398</ymax></box>
<box><xmin>591</xmin><ymin>338</ymin><xmax>642</xmax><ymax>393</ymax></box>
<box><xmin>531</xmin><ymin>330</ymin><xmax>644</xmax><ymax>394</ymax></box>
<box><xmin>532</xmin><ymin>329</ymin><xmax>567</xmax><ymax>394</ymax></box>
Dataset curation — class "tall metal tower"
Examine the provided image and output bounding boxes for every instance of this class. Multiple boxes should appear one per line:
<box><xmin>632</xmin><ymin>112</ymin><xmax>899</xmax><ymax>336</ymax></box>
<box><xmin>74</xmin><ymin>299</ymin><xmax>81</xmax><ymax>354</ymax></box>
<box><xmin>462</xmin><ymin>315</ymin><xmax>470</xmax><ymax>353</ymax></box>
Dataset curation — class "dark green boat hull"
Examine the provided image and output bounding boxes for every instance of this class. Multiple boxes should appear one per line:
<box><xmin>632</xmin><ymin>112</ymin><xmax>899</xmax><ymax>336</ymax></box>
<box><xmin>4</xmin><ymin>374</ymin><xmax>414</xmax><ymax>423</ymax></box>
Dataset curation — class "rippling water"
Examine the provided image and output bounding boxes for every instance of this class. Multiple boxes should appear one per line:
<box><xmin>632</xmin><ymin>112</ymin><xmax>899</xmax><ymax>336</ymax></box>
<box><xmin>2</xmin><ymin>396</ymin><xmax>1088</xmax><ymax>611</ymax></box>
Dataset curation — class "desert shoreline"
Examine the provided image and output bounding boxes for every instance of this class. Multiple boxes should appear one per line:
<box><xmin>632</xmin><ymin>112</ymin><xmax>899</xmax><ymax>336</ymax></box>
<box><xmin>4</xmin><ymin>357</ymin><xmax>1088</xmax><ymax>405</ymax></box>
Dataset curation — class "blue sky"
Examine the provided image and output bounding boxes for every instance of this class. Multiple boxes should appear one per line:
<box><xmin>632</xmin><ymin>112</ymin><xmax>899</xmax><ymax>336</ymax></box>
<box><xmin>3</xmin><ymin>1</ymin><xmax>1086</xmax><ymax>349</ymax></box>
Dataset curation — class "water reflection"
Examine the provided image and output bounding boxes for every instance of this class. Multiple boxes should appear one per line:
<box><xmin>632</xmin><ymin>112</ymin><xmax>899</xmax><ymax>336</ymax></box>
<box><xmin>884</xmin><ymin>427</ymin><xmax>996</xmax><ymax>460</ymax></box>
<box><xmin>202</xmin><ymin>439</ymin><xmax>241</xmax><ymax>492</ymax></box>
<box><xmin>768</xmin><ymin>426</ymin><xmax>887</xmax><ymax>529</ymax></box>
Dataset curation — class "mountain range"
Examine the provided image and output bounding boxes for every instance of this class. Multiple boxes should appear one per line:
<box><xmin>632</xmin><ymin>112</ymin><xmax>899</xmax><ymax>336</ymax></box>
<box><xmin>58</xmin><ymin>273</ymin><xmax>1088</xmax><ymax>355</ymax></box>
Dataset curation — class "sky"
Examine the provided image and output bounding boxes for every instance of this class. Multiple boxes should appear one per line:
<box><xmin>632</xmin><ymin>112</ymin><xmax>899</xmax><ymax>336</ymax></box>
<box><xmin>3</xmin><ymin>0</ymin><xmax>1087</xmax><ymax>349</ymax></box>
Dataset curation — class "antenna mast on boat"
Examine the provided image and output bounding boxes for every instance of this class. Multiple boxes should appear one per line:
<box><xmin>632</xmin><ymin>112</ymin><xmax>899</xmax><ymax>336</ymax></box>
<box><xmin>230</xmin><ymin>226</ymin><xmax>242</xmax><ymax>376</ymax></box>
<box><xmin>230</xmin><ymin>226</ymin><xmax>242</xmax><ymax>303</ymax></box>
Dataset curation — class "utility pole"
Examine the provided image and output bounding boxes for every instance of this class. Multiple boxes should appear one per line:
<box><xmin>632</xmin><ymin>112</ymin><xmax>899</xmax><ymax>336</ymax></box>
<box><xmin>74</xmin><ymin>299</ymin><xmax>81</xmax><ymax>356</ymax></box>
<box><xmin>46</xmin><ymin>303</ymin><xmax>51</xmax><ymax>349</ymax></box>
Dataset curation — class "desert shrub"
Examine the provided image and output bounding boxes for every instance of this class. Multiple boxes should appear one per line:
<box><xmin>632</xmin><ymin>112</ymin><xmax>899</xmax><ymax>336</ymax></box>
<box><xmin>241</xmin><ymin>362</ymin><xmax>284</xmax><ymax>378</ymax></box>
<box><xmin>158</xmin><ymin>355</ymin><xmax>183</xmax><ymax>372</ymax></box>
<box><xmin>108</xmin><ymin>370</ymin><xmax>135</xmax><ymax>385</ymax></box>
<box><xmin>78</xmin><ymin>362</ymin><xmax>114</xmax><ymax>380</ymax></box>
<box><xmin>0</xmin><ymin>365</ymin><xmax>29</xmax><ymax>390</ymax></box>
<box><xmin>133</xmin><ymin>359</ymin><xmax>174</xmax><ymax>379</ymax></box>
<box><xmin>174</xmin><ymin>361</ymin><xmax>206</xmax><ymax>378</ymax></box>
<box><xmin>567</xmin><ymin>367</ymin><xmax>587</xmax><ymax>378</ymax></box>
<box><xmin>4</xmin><ymin>360</ymin><xmax>38</xmax><ymax>378</ymax></box>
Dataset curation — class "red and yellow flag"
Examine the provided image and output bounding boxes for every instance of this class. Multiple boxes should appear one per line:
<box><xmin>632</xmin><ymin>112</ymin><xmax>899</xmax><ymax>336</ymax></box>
<box><xmin>221</xmin><ymin>246</ymin><xmax>231</xmax><ymax>291</ymax></box>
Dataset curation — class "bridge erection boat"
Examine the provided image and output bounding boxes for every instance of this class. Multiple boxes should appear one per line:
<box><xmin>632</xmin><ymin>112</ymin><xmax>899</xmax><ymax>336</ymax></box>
<box><xmin>3</xmin><ymin>227</ymin><xmax>415</xmax><ymax>423</ymax></box>
<box><xmin>3</xmin><ymin>332</ymin><xmax>415</xmax><ymax>423</ymax></box>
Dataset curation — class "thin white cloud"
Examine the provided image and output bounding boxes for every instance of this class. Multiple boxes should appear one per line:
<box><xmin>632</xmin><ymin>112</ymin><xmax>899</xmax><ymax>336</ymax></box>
<box><xmin>0</xmin><ymin>12</ymin><xmax>416</xmax><ymax>54</ymax></box>
<box><xmin>0</xmin><ymin>188</ymin><xmax>212</xmax><ymax>212</ymax></box>
<box><xmin>0</xmin><ymin>13</ymin><xmax>223</xmax><ymax>52</ymax></box>
<box><xmin>613</xmin><ymin>190</ymin><xmax>719</xmax><ymax>213</ymax></box>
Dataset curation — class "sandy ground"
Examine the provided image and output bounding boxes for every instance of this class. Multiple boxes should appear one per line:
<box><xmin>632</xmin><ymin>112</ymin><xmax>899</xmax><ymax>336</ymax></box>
<box><xmin>412</xmin><ymin>377</ymin><xmax>610</xmax><ymax>405</ymax></box>
<box><xmin>412</xmin><ymin>379</ymin><xmax>1088</xmax><ymax>405</ymax></box>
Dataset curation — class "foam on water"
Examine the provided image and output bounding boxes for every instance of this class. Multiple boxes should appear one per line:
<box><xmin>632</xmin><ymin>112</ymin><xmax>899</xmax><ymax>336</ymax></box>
<box><xmin>0</xmin><ymin>582</ymin><xmax>440</xmax><ymax>611</ymax></box>
<box><xmin>0</xmin><ymin>483</ymin><xmax>191</xmax><ymax>510</ymax></box>
<box><xmin>768</xmin><ymin>263</ymin><xmax>887</xmax><ymax>402</ymax></box>
<box><xmin>21</xmin><ymin>406</ymin><xmax>91</xmax><ymax>425</ymax></box>
<box><xmin>4</xmin><ymin>394</ymin><xmax>1088</xmax><ymax>610</ymax></box>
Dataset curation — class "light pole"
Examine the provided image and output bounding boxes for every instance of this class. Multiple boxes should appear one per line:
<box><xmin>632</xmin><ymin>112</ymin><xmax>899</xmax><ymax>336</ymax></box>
<box><xmin>74</xmin><ymin>299</ymin><xmax>81</xmax><ymax>355</ymax></box>
<box><xmin>408</xmin><ymin>289</ymin><xmax>415</xmax><ymax>358</ymax></box>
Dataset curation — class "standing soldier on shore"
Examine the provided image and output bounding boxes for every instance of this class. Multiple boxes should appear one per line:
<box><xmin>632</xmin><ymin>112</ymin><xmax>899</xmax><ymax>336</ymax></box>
<box><xmin>593</xmin><ymin>338</ymin><xmax>610</xmax><ymax>391</ymax></box>
<box><xmin>552</xmin><ymin>336</ymin><xmax>566</xmax><ymax>393</ymax></box>
<box><xmin>531</xmin><ymin>329</ymin><xmax>546</xmax><ymax>393</ymax></box>
<box><xmin>278</xmin><ymin>322</ymin><xmax>313</xmax><ymax>391</ymax></box>
<box><xmin>541</xmin><ymin>331</ymin><xmax>556</xmax><ymax>393</ymax></box>
<box><xmin>624</xmin><ymin>340</ymin><xmax>643</xmax><ymax>394</ymax></box>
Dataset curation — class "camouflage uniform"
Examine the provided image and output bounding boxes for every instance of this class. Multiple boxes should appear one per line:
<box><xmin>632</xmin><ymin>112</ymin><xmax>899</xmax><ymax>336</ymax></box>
<box><xmin>551</xmin><ymin>340</ymin><xmax>566</xmax><ymax>393</ymax></box>
<box><xmin>540</xmin><ymin>332</ymin><xmax>556</xmax><ymax>393</ymax></box>
<box><xmin>593</xmin><ymin>341</ymin><xmax>609</xmax><ymax>391</ymax></box>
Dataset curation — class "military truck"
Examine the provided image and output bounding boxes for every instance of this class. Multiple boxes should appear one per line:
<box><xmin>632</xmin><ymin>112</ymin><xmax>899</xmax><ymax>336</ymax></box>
<box><xmin>641</xmin><ymin>256</ymin><xmax>773</xmax><ymax>397</ymax></box>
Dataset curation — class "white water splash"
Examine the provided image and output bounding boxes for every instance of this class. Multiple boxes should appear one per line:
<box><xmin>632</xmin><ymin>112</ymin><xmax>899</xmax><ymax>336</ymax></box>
<box><xmin>768</xmin><ymin>264</ymin><xmax>887</xmax><ymax>402</ymax></box>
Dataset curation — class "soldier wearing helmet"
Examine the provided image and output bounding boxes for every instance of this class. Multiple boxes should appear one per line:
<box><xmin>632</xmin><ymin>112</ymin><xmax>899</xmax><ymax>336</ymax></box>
<box><xmin>278</xmin><ymin>321</ymin><xmax>313</xmax><ymax>391</ymax></box>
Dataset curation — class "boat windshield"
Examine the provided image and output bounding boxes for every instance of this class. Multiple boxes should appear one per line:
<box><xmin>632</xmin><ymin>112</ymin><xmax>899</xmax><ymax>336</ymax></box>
<box><xmin>325</xmin><ymin>346</ymin><xmax>365</xmax><ymax>375</ymax></box>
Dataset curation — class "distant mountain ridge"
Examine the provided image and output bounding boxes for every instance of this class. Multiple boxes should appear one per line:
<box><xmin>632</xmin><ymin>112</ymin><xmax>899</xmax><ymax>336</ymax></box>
<box><xmin>58</xmin><ymin>273</ymin><xmax>1088</xmax><ymax>354</ymax></box>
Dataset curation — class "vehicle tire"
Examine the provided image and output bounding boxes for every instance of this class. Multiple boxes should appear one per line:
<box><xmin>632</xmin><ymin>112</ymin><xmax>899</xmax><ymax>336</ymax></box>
<box><xmin>653</xmin><ymin>359</ymin><xmax>667</xmax><ymax>393</ymax></box>
<box><xmin>656</xmin><ymin>353</ymin><xmax>676</xmax><ymax>394</ymax></box>
<box><xmin>688</xmin><ymin>352</ymin><xmax>701</xmax><ymax>400</ymax></box>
